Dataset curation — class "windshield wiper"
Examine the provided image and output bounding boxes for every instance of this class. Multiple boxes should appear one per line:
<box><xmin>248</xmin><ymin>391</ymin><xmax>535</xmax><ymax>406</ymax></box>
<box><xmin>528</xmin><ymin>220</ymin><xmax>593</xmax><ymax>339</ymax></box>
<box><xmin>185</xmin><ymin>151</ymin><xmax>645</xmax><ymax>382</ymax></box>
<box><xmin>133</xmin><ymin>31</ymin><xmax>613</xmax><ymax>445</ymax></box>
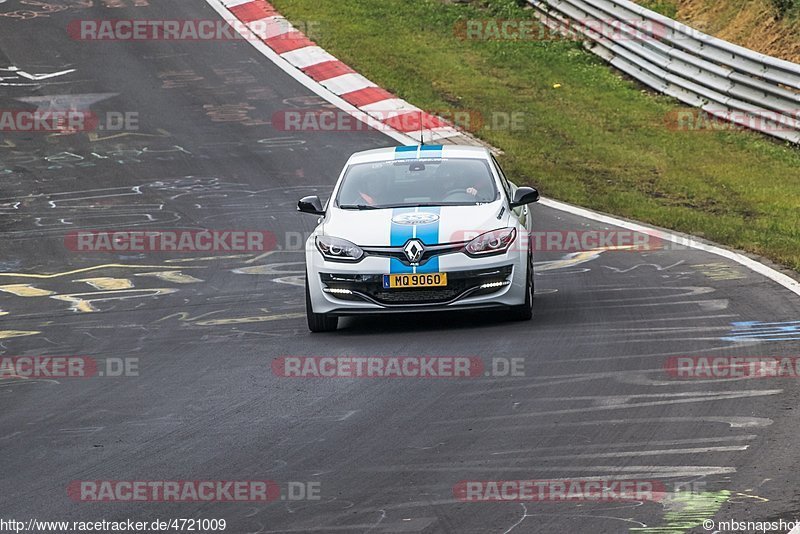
<box><xmin>338</xmin><ymin>204</ymin><xmax>382</xmax><ymax>210</ymax></box>
<box><xmin>382</xmin><ymin>202</ymin><xmax>466</xmax><ymax>208</ymax></box>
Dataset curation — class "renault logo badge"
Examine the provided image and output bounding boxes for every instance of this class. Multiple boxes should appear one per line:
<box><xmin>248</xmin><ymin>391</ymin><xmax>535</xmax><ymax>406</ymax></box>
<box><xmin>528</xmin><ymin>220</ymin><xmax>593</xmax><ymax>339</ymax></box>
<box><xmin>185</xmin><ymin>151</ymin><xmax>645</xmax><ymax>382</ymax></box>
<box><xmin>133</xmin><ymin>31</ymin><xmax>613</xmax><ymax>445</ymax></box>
<box><xmin>403</xmin><ymin>239</ymin><xmax>425</xmax><ymax>263</ymax></box>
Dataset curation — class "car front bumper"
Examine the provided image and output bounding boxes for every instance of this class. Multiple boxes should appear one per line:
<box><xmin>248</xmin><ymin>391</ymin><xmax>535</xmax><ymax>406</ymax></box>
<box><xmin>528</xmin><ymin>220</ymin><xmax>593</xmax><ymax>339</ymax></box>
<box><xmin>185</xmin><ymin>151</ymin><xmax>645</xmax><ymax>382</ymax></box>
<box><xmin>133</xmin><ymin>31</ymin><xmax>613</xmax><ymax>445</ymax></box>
<box><xmin>305</xmin><ymin>238</ymin><xmax>528</xmax><ymax>316</ymax></box>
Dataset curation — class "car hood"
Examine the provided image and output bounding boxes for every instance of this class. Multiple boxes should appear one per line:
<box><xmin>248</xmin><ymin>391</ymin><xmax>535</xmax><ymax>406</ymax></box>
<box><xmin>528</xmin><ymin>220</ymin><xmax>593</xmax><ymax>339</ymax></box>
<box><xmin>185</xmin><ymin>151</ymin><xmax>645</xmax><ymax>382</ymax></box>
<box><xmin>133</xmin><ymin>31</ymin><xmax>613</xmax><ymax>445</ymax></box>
<box><xmin>322</xmin><ymin>202</ymin><xmax>509</xmax><ymax>246</ymax></box>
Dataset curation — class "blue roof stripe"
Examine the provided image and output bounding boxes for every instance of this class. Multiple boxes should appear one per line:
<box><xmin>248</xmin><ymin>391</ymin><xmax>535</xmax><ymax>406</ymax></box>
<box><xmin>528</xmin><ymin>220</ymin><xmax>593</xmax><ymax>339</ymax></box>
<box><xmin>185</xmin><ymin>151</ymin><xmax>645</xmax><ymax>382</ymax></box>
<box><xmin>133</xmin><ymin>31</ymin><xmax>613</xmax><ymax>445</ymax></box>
<box><xmin>393</xmin><ymin>145</ymin><xmax>444</xmax><ymax>160</ymax></box>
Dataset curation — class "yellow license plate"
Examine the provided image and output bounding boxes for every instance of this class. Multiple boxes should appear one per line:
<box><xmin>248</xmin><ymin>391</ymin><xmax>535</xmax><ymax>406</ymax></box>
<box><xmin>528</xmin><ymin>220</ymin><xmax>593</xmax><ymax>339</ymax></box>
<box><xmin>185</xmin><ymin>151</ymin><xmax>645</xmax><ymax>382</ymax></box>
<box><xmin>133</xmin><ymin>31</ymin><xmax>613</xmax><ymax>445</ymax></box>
<box><xmin>383</xmin><ymin>273</ymin><xmax>448</xmax><ymax>289</ymax></box>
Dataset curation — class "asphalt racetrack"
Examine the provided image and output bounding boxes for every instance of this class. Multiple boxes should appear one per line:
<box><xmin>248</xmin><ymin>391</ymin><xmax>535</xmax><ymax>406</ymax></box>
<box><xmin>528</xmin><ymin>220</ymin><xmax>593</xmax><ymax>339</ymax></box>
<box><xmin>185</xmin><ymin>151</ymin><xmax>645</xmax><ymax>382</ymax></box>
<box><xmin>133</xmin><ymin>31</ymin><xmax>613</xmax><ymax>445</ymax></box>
<box><xmin>1</xmin><ymin>1</ymin><xmax>800</xmax><ymax>532</ymax></box>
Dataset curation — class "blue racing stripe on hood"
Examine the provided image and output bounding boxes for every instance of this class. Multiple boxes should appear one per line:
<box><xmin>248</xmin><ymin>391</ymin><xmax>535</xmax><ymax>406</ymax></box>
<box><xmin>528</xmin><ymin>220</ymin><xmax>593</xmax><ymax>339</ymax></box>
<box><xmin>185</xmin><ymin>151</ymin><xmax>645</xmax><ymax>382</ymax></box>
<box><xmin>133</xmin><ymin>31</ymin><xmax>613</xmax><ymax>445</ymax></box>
<box><xmin>415</xmin><ymin>206</ymin><xmax>440</xmax><ymax>273</ymax></box>
<box><xmin>390</xmin><ymin>207</ymin><xmax>416</xmax><ymax>246</ymax></box>
<box><xmin>390</xmin><ymin>207</ymin><xmax>415</xmax><ymax>274</ymax></box>
<box><xmin>414</xmin><ymin>207</ymin><xmax>440</xmax><ymax>245</ymax></box>
<box><xmin>389</xmin><ymin>207</ymin><xmax>441</xmax><ymax>274</ymax></box>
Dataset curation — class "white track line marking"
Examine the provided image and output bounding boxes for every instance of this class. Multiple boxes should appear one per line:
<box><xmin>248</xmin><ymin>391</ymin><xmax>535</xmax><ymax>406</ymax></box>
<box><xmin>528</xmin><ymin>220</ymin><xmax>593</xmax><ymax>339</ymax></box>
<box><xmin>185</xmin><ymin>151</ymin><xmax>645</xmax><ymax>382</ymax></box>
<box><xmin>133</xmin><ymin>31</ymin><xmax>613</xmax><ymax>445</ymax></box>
<box><xmin>540</xmin><ymin>198</ymin><xmax>800</xmax><ymax>298</ymax></box>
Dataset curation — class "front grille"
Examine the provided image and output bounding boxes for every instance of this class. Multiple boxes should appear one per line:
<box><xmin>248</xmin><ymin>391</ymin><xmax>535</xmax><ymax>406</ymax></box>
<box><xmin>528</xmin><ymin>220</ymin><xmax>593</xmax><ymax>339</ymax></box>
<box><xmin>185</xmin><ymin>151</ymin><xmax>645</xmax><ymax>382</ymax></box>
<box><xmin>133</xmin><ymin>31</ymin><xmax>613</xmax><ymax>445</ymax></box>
<box><xmin>321</xmin><ymin>266</ymin><xmax>513</xmax><ymax>306</ymax></box>
<box><xmin>371</xmin><ymin>285</ymin><xmax>469</xmax><ymax>304</ymax></box>
<box><xmin>361</xmin><ymin>242</ymin><xmax>466</xmax><ymax>267</ymax></box>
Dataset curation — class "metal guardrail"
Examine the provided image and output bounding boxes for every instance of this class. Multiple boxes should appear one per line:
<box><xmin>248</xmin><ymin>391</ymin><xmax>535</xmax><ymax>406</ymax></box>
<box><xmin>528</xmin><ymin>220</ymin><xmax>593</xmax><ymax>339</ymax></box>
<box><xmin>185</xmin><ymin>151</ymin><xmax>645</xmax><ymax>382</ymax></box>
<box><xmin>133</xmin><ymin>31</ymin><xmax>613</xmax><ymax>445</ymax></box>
<box><xmin>527</xmin><ymin>0</ymin><xmax>800</xmax><ymax>144</ymax></box>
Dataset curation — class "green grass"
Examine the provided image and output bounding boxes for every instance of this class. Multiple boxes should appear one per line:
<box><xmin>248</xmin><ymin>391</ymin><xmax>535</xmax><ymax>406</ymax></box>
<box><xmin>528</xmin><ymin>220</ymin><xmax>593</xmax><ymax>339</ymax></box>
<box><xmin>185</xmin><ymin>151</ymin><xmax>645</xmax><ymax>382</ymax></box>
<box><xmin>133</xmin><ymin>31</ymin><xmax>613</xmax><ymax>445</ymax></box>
<box><xmin>633</xmin><ymin>0</ymin><xmax>800</xmax><ymax>27</ymax></box>
<box><xmin>636</xmin><ymin>0</ymin><xmax>679</xmax><ymax>18</ymax></box>
<box><xmin>770</xmin><ymin>0</ymin><xmax>800</xmax><ymax>19</ymax></box>
<box><xmin>273</xmin><ymin>0</ymin><xmax>800</xmax><ymax>272</ymax></box>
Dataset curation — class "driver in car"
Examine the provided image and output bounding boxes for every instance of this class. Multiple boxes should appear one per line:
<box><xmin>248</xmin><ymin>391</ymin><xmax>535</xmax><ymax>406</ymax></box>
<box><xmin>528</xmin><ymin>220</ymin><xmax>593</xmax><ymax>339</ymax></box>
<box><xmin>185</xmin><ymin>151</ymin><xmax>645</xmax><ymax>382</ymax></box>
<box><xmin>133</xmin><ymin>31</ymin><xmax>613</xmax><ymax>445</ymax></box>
<box><xmin>352</xmin><ymin>170</ymin><xmax>389</xmax><ymax>206</ymax></box>
<box><xmin>437</xmin><ymin>163</ymin><xmax>495</xmax><ymax>201</ymax></box>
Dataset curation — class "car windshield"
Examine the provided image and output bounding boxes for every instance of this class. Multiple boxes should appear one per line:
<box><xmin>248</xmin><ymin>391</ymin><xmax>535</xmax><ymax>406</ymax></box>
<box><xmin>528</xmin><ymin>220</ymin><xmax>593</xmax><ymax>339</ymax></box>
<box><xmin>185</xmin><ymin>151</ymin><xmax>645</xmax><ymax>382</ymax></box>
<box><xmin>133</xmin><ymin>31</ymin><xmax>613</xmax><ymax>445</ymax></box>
<box><xmin>336</xmin><ymin>157</ymin><xmax>499</xmax><ymax>209</ymax></box>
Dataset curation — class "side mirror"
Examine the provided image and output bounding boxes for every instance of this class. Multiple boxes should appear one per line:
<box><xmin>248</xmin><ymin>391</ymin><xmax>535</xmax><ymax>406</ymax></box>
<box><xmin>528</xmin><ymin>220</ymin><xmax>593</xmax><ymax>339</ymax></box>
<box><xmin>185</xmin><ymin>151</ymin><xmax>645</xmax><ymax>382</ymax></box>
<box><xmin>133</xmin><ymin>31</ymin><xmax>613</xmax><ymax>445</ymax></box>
<box><xmin>509</xmin><ymin>187</ymin><xmax>539</xmax><ymax>208</ymax></box>
<box><xmin>298</xmin><ymin>195</ymin><xmax>324</xmax><ymax>215</ymax></box>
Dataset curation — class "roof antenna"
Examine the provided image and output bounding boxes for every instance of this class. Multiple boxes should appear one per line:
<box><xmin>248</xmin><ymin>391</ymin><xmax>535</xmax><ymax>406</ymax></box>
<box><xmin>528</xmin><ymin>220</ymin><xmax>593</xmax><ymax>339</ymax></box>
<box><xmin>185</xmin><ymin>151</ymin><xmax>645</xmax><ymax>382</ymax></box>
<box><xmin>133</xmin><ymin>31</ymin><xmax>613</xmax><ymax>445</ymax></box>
<box><xmin>418</xmin><ymin>110</ymin><xmax>424</xmax><ymax>146</ymax></box>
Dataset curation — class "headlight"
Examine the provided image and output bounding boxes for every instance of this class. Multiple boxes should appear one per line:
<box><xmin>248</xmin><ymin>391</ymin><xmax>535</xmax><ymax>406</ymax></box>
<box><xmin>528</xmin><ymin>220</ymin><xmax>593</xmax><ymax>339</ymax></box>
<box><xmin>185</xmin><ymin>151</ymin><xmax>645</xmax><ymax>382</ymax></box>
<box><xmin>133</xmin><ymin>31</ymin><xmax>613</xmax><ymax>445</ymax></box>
<box><xmin>465</xmin><ymin>228</ymin><xmax>516</xmax><ymax>256</ymax></box>
<box><xmin>316</xmin><ymin>236</ymin><xmax>364</xmax><ymax>261</ymax></box>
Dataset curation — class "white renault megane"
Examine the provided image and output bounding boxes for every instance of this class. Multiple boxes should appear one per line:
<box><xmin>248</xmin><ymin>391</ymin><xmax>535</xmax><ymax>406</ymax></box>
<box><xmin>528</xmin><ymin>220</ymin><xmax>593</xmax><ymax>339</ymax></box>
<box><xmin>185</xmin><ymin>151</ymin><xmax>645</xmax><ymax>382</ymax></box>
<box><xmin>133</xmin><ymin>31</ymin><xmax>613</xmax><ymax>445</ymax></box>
<box><xmin>297</xmin><ymin>145</ymin><xmax>539</xmax><ymax>332</ymax></box>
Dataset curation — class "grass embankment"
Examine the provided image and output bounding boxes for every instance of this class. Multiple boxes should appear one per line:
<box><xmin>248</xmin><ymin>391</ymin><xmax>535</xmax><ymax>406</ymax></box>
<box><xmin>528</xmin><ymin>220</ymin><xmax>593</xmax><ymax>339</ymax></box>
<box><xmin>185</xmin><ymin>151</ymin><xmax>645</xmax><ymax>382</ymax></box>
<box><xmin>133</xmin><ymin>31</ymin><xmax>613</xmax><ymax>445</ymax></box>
<box><xmin>637</xmin><ymin>0</ymin><xmax>800</xmax><ymax>62</ymax></box>
<box><xmin>272</xmin><ymin>0</ymin><xmax>800</xmax><ymax>272</ymax></box>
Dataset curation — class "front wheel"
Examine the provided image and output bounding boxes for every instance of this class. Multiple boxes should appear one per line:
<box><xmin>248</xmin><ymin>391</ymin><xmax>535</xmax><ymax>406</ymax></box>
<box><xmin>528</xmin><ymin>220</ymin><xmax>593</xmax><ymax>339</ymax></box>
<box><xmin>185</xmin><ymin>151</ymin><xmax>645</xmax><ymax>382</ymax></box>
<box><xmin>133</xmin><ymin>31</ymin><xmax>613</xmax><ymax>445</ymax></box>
<box><xmin>306</xmin><ymin>275</ymin><xmax>338</xmax><ymax>332</ymax></box>
<box><xmin>509</xmin><ymin>251</ymin><xmax>533</xmax><ymax>321</ymax></box>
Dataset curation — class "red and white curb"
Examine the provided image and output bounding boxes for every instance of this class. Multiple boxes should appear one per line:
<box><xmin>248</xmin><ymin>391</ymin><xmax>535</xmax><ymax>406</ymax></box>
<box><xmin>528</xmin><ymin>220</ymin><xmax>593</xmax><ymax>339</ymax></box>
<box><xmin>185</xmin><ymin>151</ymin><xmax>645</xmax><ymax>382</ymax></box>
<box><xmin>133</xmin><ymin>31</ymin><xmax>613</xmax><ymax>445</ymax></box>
<box><xmin>214</xmin><ymin>0</ymin><xmax>478</xmax><ymax>145</ymax></box>
<box><xmin>205</xmin><ymin>0</ymin><xmax>800</xmax><ymax>299</ymax></box>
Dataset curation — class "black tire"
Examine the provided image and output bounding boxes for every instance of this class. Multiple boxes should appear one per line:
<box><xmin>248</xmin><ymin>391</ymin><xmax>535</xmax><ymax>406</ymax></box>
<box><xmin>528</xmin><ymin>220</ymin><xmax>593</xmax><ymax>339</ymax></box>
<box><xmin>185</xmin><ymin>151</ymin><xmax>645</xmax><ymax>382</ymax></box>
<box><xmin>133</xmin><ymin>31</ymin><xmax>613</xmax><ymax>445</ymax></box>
<box><xmin>509</xmin><ymin>250</ymin><xmax>533</xmax><ymax>321</ymax></box>
<box><xmin>306</xmin><ymin>275</ymin><xmax>338</xmax><ymax>332</ymax></box>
